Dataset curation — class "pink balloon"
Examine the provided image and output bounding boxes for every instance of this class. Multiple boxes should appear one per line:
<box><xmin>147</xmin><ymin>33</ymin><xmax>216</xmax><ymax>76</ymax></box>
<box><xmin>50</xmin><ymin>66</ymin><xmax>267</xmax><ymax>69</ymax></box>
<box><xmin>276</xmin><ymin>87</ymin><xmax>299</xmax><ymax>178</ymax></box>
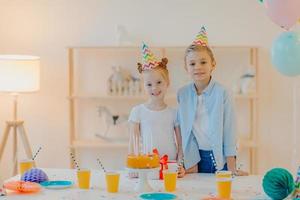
<box><xmin>264</xmin><ymin>0</ymin><xmax>300</xmax><ymax>30</ymax></box>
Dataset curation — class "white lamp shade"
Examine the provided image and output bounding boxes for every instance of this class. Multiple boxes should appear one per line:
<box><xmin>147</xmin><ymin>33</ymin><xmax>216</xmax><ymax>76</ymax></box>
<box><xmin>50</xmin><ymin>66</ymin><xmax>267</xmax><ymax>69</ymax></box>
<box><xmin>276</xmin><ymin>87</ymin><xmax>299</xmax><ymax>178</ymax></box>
<box><xmin>0</xmin><ymin>55</ymin><xmax>40</xmax><ymax>92</ymax></box>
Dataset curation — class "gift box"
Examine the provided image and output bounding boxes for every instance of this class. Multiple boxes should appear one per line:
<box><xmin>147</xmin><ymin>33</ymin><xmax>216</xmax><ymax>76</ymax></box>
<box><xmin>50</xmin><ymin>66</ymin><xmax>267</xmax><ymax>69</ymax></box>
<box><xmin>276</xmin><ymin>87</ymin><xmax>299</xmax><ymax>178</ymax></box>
<box><xmin>159</xmin><ymin>156</ymin><xmax>179</xmax><ymax>180</ymax></box>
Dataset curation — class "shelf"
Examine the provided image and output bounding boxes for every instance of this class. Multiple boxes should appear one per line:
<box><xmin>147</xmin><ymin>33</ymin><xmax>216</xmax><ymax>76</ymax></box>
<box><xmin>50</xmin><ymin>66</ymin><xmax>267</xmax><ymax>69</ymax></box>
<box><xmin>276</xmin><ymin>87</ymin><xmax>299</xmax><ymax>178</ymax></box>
<box><xmin>71</xmin><ymin>138</ymin><xmax>256</xmax><ymax>149</ymax></box>
<box><xmin>67</xmin><ymin>95</ymin><xmax>177</xmax><ymax>101</ymax></box>
<box><xmin>67</xmin><ymin>93</ymin><xmax>256</xmax><ymax>101</ymax></box>
<box><xmin>70</xmin><ymin>139</ymin><xmax>128</xmax><ymax>149</ymax></box>
<box><xmin>68</xmin><ymin>95</ymin><xmax>148</xmax><ymax>101</ymax></box>
<box><xmin>68</xmin><ymin>46</ymin><xmax>259</xmax><ymax>174</ymax></box>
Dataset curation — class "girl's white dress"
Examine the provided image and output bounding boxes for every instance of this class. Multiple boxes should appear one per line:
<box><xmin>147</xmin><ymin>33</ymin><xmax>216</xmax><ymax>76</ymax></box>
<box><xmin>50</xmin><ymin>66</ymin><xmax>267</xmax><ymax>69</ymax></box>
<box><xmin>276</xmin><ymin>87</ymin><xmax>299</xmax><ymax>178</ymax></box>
<box><xmin>129</xmin><ymin>104</ymin><xmax>179</xmax><ymax>160</ymax></box>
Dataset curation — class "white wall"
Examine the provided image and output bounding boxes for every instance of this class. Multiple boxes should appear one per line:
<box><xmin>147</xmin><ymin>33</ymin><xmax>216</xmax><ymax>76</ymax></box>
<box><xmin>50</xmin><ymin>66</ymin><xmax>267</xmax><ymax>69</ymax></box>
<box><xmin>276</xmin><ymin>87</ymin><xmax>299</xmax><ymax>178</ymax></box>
<box><xmin>1</xmin><ymin>0</ymin><xmax>300</xmax><ymax>182</ymax></box>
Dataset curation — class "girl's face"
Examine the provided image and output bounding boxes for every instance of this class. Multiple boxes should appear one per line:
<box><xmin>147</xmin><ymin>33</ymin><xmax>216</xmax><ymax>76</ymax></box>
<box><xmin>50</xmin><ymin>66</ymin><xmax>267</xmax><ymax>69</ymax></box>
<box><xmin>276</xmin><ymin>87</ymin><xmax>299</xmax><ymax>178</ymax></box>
<box><xmin>143</xmin><ymin>69</ymin><xmax>169</xmax><ymax>100</ymax></box>
<box><xmin>185</xmin><ymin>50</ymin><xmax>216</xmax><ymax>83</ymax></box>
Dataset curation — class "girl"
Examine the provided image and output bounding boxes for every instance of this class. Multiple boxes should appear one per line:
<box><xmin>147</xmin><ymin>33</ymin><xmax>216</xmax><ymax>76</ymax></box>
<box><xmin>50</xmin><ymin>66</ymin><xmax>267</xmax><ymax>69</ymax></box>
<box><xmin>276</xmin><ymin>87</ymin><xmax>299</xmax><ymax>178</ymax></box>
<box><xmin>177</xmin><ymin>27</ymin><xmax>248</xmax><ymax>176</ymax></box>
<box><xmin>128</xmin><ymin>43</ymin><xmax>184</xmax><ymax>177</ymax></box>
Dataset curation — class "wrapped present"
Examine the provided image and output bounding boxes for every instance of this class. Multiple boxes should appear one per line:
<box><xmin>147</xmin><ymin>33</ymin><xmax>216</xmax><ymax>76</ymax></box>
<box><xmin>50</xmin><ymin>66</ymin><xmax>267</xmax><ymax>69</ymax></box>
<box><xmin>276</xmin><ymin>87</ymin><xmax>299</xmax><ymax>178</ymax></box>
<box><xmin>159</xmin><ymin>155</ymin><xmax>169</xmax><ymax>180</ymax></box>
<box><xmin>154</xmin><ymin>148</ymin><xmax>179</xmax><ymax>180</ymax></box>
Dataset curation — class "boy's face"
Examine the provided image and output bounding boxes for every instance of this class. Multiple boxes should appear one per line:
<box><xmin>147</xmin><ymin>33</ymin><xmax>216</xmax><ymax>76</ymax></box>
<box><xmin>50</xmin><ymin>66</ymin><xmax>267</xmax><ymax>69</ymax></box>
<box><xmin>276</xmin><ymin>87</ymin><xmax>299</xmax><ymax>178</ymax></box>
<box><xmin>143</xmin><ymin>69</ymin><xmax>169</xmax><ymax>100</ymax></box>
<box><xmin>185</xmin><ymin>50</ymin><xmax>216</xmax><ymax>82</ymax></box>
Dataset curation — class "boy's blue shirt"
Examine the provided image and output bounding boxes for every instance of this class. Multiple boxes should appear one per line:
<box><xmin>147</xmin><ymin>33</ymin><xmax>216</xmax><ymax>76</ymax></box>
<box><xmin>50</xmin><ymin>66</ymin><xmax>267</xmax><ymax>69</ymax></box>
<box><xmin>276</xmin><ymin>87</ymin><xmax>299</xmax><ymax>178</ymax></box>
<box><xmin>177</xmin><ymin>78</ymin><xmax>237</xmax><ymax>170</ymax></box>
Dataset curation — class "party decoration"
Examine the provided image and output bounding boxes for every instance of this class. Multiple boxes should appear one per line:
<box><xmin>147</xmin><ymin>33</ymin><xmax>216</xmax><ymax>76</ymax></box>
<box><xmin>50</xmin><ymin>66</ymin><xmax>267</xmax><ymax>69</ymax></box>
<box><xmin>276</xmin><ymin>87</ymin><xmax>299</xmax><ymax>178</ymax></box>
<box><xmin>262</xmin><ymin>168</ymin><xmax>295</xmax><ymax>200</ymax></box>
<box><xmin>264</xmin><ymin>0</ymin><xmax>300</xmax><ymax>30</ymax></box>
<box><xmin>159</xmin><ymin>154</ymin><xmax>168</xmax><ymax>180</ymax></box>
<box><xmin>271</xmin><ymin>31</ymin><xmax>300</xmax><ymax>76</ymax></box>
<box><xmin>294</xmin><ymin>166</ymin><xmax>300</xmax><ymax>199</ymax></box>
<box><xmin>21</xmin><ymin>168</ymin><xmax>48</xmax><ymax>183</ymax></box>
<box><xmin>141</xmin><ymin>42</ymin><xmax>159</xmax><ymax>71</ymax></box>
<box><xmin>4</xmin><ymin>181</ymin><xmax>41</xmax><ymax>193</ymax></box>
<box><xmin>192</xmin><ymin>26</ymin><xmax>208</xmax><ymax>46</ymax></box>
<box><xmin>153</xmin><ymin>148</ymin><xmax>159</xmax><ymax>155</ymax></box>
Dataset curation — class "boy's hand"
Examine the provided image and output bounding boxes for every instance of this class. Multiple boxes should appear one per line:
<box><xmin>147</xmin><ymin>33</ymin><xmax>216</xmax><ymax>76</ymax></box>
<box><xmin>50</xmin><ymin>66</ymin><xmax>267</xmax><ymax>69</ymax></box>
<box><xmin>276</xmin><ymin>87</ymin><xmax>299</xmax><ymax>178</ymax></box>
<box><xmin>177</xmin><ymin>165</ymin><xmax>185</xmax><ymax>178</ymax></box>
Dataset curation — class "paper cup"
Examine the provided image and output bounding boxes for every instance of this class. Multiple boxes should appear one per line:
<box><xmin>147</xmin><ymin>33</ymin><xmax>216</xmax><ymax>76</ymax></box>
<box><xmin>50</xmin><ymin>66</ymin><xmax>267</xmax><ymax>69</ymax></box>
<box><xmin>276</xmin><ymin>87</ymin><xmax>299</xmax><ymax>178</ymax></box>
<box><xmin>77</xmin><ymin>169</ymin><xmax>91</xmax><ymax>189</ymax></box>
<box><xmin>19</xmin><ymin>159</ymin><xmax>35</xmax><ymax>176</ymax></box>
<box><xmin>105</xmin><ymin>171</ymin><xmax>120</xmax><ymax>193</ymax></box>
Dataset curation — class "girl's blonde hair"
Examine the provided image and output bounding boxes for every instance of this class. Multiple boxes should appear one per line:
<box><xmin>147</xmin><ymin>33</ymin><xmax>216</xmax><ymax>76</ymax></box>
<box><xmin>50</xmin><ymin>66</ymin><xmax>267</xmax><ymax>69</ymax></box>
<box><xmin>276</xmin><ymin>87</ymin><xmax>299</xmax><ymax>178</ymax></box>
<box><xmin>137</xmin><ymin>58</ymin><xmax>170</xmax><ymax>84</ymax></box>
<box><xmin>184</xmin><ymin>44</ymin><xmax>216</xmax><ymax>66</ymax></box>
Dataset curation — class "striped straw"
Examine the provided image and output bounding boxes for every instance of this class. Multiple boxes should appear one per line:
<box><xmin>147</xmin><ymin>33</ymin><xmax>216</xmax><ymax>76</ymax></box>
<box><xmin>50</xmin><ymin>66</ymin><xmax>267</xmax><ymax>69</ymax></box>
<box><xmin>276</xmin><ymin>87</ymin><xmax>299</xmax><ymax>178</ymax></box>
<box><xmin>70</xmin><ymin>152</ymin><xmax>80</xmax><ymax>171</ymax></box>
<box><xmin>96</xmin><ymin>158</ymin><xmax>106</xmax><ymax>172</ymax></box>
<box><xmin>32</xmin><ymin>147</ymin><xmax>42</xmax><ymax>161</ymax></box>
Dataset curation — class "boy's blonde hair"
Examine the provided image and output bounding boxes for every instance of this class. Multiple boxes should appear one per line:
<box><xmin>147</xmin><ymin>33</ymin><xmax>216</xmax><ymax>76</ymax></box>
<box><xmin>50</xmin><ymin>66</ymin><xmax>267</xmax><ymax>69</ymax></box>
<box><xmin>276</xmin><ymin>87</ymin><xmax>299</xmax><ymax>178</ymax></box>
<box><xmin>184</xmin><ymin>44</ymin><xmax>216</xmax><ymax>67</ymax></box>
<box><xmin>137</xmin><ymin>58</ymin><xmax>170</xmax><ymax>84</ymax></box>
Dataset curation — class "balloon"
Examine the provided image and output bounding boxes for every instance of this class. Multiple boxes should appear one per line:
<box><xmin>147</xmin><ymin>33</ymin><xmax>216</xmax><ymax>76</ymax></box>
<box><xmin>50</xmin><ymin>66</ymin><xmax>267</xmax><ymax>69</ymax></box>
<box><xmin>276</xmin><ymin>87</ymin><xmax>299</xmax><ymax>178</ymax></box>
<box><xmin>264</xmin><ymin>0</ymin><xmax>300</xmax><ymax>30</ymax></box>
<box><xmin>271</xmin><ymin>31</ymin><xmax>300</xmax><ymax>76</ymax></box>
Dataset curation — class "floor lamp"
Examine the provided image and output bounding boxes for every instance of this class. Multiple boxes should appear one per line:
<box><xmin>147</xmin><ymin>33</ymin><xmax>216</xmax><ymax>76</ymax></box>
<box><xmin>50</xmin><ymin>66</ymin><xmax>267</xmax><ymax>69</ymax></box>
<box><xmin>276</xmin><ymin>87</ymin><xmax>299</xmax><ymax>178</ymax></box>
<box><xmin>0</xmin><ymin>55</ymin><xmax>40</xmax><ymax>175</ymax></box>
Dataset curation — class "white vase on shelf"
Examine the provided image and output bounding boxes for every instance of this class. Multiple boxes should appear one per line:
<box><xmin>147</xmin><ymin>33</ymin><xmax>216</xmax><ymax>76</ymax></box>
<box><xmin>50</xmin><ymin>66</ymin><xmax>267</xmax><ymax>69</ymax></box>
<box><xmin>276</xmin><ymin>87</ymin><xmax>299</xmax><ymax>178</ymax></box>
<box><xmin>232</xmin><ymin>66</ymin><xmax>256</xmax><ymax>95</ymax></box>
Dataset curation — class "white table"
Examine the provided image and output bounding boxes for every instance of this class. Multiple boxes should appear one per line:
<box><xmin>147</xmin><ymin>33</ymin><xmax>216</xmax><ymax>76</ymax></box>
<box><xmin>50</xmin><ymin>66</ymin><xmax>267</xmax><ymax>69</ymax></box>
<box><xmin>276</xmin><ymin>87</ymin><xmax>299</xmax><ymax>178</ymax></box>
<box><xmin>2</xmin><ymin>168</ymin><xmax>269</xmax><ymax>200</ymax></box>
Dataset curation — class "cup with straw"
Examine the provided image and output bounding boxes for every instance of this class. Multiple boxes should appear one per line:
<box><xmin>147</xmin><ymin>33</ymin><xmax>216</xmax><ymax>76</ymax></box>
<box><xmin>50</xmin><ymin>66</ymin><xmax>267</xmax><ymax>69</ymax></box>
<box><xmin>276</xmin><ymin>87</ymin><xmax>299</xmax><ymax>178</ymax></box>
<box><xmin>71</xmin><ymin>152</ymin><xmax>91</xmax><ymax>189</ymax></box>
<box><xmin>19</xmin><ymin>147</ymin><xmax>41</xmax><ymax>176</ymax></box>
<box><xmin>97</xmin><ymin>157</ymin><xmax>120</xmax><ymax>193</ymax></box>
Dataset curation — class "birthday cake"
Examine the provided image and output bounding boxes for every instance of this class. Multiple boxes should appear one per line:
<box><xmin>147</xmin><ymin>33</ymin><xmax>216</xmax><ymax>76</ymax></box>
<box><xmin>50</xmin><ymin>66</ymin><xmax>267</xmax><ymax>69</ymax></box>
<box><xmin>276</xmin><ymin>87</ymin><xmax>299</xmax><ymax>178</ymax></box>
<box><xmin>127</xmin><ymin>154</ymin><xmax>160</xmax><ymax>169</ymax></box>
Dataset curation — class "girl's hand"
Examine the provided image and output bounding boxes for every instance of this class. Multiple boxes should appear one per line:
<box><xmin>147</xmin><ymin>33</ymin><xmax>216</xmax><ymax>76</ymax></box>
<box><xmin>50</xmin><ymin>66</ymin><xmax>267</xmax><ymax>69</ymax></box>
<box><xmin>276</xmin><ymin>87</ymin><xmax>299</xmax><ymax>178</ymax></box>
<box><xmin>233</xmin><ymin>169</ymin><xmax>249</xmax><ymax>176</ymax></box>
<box><xmin>177</xmin><ymin>165</ymin><xmax>185</xmax><ymax>178</ymax></box>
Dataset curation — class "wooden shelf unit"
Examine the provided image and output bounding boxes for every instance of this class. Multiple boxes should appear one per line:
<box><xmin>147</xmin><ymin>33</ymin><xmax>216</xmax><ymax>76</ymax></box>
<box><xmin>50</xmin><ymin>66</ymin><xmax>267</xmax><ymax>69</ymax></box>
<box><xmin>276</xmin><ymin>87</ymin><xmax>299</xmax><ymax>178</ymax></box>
<box><xmin>68</xmin><ymin>46</ymin><xmax>259</xmax><ymax>174</ymax></box>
